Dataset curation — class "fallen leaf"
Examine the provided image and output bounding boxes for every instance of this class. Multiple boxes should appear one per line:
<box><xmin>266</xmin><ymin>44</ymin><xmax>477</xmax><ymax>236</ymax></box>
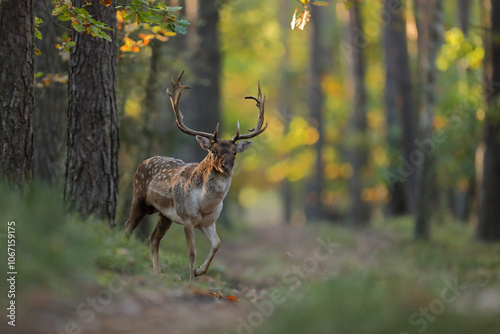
<box><xmin>41</xmin><ymin>77</ymin><xmax>51</xmax><ymax>87</ymax></box>
<box><xmin>208</xmin><ymin>291</ymin><xmax>223</xmax><ymax>299</ymax></box>
<box><xmin>226</xmin><ymin>294</ymin><xmax>238</xmax><ymax>303</ymax></box>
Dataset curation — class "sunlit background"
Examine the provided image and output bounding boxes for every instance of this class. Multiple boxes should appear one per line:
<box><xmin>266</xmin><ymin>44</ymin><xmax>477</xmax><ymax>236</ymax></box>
<box><xmin>116</xmin><ymin>0</ymin><xmax>485</xmax><ymax>229</ymax></box>
<box><xmin>3</xmin><ymin>1</ymin><xmax>500</xmax><ymax>333</ymax></box>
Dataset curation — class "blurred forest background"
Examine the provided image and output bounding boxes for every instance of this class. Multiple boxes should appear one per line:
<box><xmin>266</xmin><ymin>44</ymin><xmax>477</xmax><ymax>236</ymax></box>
<box><xmin>3</xmin><ymin>0</ymin><xmax>497</xmax><ymax>239</ymax></box>
<box><xmin>2</xmin><ymin>1</ymin><xmax>500</xmax><ymax>333</ymax></box>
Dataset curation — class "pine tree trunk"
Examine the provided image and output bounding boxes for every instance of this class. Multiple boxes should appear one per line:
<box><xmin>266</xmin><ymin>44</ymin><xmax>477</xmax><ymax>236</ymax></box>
<box><xmin>183</xmin><ymin>0</ymin><xmax>221</xmax><ymax>162</ymax></box>
<box><xmin>383</xmin><ymin>0</ymin><xmax>416</xmax><ymax>215</ymax></box>
<box><xmin>347</xmin><ymin>1</ymin><xmax>370</xmax><ymax>227</ymax></box>
<box><xmin>477</xmin><ymin>0</ymin><xmax>500</xmax><ymax>241</ymax></box>
<box><xmin>34</xmin><ymin>0</ymin><xmax>67</xmax><ymax>184</ymax></box>
<box><xmin>278</xmin><ymin>0</ymin><xmax>293</xmax><ymax>224</ymax></box>
<box><xmin>64</xmin><ymin>1</ymin><xmax>118</xmax><ymax>226</ymax></box>
<box><xmin>457</xmin><ymin>0</ymin><xmax>470</xmax><ymax>35</ymax></box>
<box><xmin>414</xmin><ymin>0</ymin><xmax>443</xmax><ymax>240</ymax></box>
<box><xmin>305</xmin><ymin>4</ymin><xmax>330</xmax><ymax>221</ymax></box>
<box><xmin>452</xmin><ymin>0</ymin><xmax>472</xmax><ymax>222</ymax></box>
<box><xmin>122</xmin><ymin>40</ymin><xmax>163</xmax><ymax>238</ymax></box>
<box><xmin>0</xmin><ymin>0</ymin><xmax>35</xmax><ymax>188</ymax></box>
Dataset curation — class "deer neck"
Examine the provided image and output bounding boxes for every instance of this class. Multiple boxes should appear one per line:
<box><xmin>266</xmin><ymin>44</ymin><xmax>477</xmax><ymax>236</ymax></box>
<box><xmin>194</xmin><ymin>154</ymin><xmax>233</xmax><ymax>198</ymax></box>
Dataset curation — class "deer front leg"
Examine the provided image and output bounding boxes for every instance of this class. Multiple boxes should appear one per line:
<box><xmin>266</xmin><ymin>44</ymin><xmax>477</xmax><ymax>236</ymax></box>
<box><xmin>183</xmin><ymin>224</ymin><xmax>196</xmax><ymax>282</ymax></box>
<box><xmin>149</xmin><ymin>214</ymin><xmax>172</xmax><ymax>274</ymax></box>
<box><xmin>195</xmin><ymin>224</ymin><xmax>221</xmax><ymax>277</ymax></box>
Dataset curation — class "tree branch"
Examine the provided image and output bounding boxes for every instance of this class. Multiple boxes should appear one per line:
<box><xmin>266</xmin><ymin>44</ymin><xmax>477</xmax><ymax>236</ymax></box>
<box><xmin>43</xmin><ymin>0</ymin><xmax>72</xmax><ymax>32</ymax></box>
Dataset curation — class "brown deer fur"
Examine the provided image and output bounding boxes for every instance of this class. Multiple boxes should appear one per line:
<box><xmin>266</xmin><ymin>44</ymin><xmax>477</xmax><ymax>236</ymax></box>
<box><xmin>124</xmin><ymin>72</ymin><xmax>267</xmax><ymax>281</ymax></box>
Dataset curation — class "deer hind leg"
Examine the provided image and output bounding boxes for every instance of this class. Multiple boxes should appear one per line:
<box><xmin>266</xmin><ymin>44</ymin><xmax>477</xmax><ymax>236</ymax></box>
<box><xmin>195</xmin><ymin>224</ymin><xmax>221</xmax><ymax>277</ymax></box>
<box><xmin>149</xmin><ymin>214</ymin><xmax>172</xmax><ymax>275</ymax></box>
<box><xmin>124</xmin><ymin>198</ymin><xmax>147</xmax><ymax>238</ymax></box>
<box><xmin>183</xmin><ymin>224</ymin><xmax>196</xmax><ymax>282</ymax></box>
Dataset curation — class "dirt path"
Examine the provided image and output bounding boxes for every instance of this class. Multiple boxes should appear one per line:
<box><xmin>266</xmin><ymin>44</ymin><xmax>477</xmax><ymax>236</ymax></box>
<box><xmin>10</xmin><ymin>225</ymin><xmax>381</xmax><ymax>334</ymax></box>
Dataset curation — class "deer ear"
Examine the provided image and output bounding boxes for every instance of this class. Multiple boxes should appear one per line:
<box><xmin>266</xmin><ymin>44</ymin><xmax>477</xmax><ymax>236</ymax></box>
<box><xmin>236</xmin><ymin>140</ymin><xmax>253</xmax><ymax>153</ymax></box>
<box><xmin>196</xmin><ymin>136</ymin><xmax>212</xmax><ymax>150</ymax></box>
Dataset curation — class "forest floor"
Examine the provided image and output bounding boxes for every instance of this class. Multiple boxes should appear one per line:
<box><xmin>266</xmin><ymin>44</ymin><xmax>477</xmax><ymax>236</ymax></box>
<box><xmin>3</xmin><ymin>207</ymin><xmax>500</xmax><ymax>334</ymax></box>
<box><xmin>10</xmin><ymin>224</ymin><xmax>343</xmax><ymax>334</ymax></box>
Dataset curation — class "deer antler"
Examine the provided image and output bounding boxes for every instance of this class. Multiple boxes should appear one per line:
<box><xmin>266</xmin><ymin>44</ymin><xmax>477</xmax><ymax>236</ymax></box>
<box><xmin>167</xmin><ymin>71</ymin><xmax>219</xmax><ymax>141</ymax></box>
<box><xmin>232</xmin><ymin>81</ymin><xmax>269</xmax><ymax>141</ymax></box>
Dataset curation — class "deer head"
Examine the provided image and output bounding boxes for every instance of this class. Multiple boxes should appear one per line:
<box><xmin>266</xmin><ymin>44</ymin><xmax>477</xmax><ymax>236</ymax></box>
<box><xmin>167</xmin><ymin>71</ymin><xmax>268</xmax><ymax>175</ymax></box>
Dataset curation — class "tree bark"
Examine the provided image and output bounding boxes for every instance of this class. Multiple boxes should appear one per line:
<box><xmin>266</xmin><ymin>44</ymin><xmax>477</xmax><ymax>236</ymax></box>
<box><xmin>414</xmin><ymin>0</ymin><xmax>443</xmax><ymax>240</ymax></box>
<box><xmin>347</xmin><ymin>1</ymin><xmax>370</xmax><ymax>227</ymax></box>
<box><xmin>305</xmin><ymin>4</ymin><xmax>331</xmax><ymax>221</ymax></box>
<box><xmin>183</xmin><ymin>0</ymin><xmax>221</xmax><ymax>162</ymax></box>
<box><xmin>278</xmin><ymin>0</ymin><xmax>293</xmax><ymax>224</ymax></box>
<box><xmin>452</xmin><ymin>0</ymin><xmax>472</xmax><ymax>222</ymax></box>
<box><xmin>457</xmin><ymin>0</ymin><xmax>470</xmax><ymax>35</ymax></box>
<box><xmin>121</xmin><ymin>40</ymin><xmax>163</xmax><ymax>238</ymax></box>
<box><xmin>383</xmin><ymin>0</ymin><xmax>416</xmax><ymax>215</ymax></box>
<box><xmin>34</xmin><ymin>0</ymin><xmax>67</xmax><ymax>184</ymax></box>
<box><xmin>0</xmin><ymin>0</ymin><xmax>35</xmax><ymax>188</ymax></box>
<box><xmin>65</xmin><ymin>1</ymin><xmax>118</xmax><ymax>226</ymax></box>
<box><xmin>477</xmin><ymin>0</ymin><xmax>500</xmax><ymax>241</ymax></box>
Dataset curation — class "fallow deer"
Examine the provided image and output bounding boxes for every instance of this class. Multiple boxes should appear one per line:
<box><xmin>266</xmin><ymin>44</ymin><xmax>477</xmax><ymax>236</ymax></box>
<box><xmin>124</xmin><ymin>71</ymin><xmax>268</xmax><ymax>281</ymax></box>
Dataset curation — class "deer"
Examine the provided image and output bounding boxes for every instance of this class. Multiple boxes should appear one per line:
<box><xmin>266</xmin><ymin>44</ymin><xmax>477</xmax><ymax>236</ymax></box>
<box><xmin>124</xmin><ymin>71</ymin><xmax>268</xmax><ymax>281</ymax></box>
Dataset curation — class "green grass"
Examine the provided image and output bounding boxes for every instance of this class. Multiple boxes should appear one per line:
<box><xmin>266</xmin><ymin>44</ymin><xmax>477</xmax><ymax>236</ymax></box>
<box><xmin>253</xmin><ymin>218</ymin><xmax>500</xmax><ymax>334</ymax></box>
<box><xmin>0</xmin><ymin>182</ymin><xmax>233</xmax><ymax>298</ymax></box>
<box><xmin>2</xmin><ymin>183</ymin><xmax>500</xmax><ymax>334</ymax></box>
<box><xmin>258</xmin><ymin>274</ymin><xmax>500</xmax><ymax>334</ymax></box>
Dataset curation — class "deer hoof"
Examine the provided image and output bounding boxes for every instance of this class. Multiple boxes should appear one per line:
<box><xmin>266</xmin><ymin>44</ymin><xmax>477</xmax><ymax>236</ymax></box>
<box><xmin>194</xmin><ymin>267</ymin><xmax>205</xmax><ymax>277</ymax></box>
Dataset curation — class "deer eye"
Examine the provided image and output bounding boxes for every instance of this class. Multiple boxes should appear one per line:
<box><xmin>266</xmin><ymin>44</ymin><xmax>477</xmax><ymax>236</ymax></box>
<box><xmin>210</xmin><ymin>149</ymin><xmax>216</xmax><ymax>155</ymax></box>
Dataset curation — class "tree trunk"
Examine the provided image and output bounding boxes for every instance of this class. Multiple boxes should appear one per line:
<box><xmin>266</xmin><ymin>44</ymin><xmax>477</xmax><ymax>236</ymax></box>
<box><xmin>0</xmin><ymin>0</ymin><xmax>35</xmax><ymax>188</ymax></box>
<box><xmin>451</xmin><ymin>0</ymin><xmax>472</xmax><ymax>222</ymax></box>
<box><xmin>305</xmin><ymin>4</ymin><xmax>331</xmax><ymax>221</ymax></box>
<box><xmin>65</xmin><ymin>1</ymin><xmax>118</xmax><ymax>226</ymax></box>
<box><xmin>477</xmin><ymin>0</ymin><xmax>500</xmax><ymax>241</ymax></box>
<box><xmin>34</xmin><ymin>0</ymin><xmax>67</xmax><ymax>184</ymax></box>
<box><xmin>278</xmin><ymin>0</ymin><xmax>293</xmax><ymax>224</ymax></box>
<box><xmin>182</xmin><ymin>0</ymin><xmax>227</xmax><ymax>225</ymax></box>
<box><xmin>122</xmin><ymin>40</ymin><xmax>164</xmax><ymax>237</ymax></box>
<box><xmin>457</xmin><ymin>0</ymin><xmax>470</xmax><ymax>35</ymax></box>
<box><xmin>383</xmin><ymin>0</ymin><xmax>416</xmax><ymax>216</ymax></box>
<box><xmin>413</xmin><ymin>0</ymin><xmax>443</xmax><ymax>240</ymax></box>
<box><xmin>183</xmin><ymin>0</ymin><xmax>221</xmax><ymax>163</ymax></box>
<box><xmin>347</xmin><ymin>1</ymin><xmax>370</xmax><ymax>227</ymax></box>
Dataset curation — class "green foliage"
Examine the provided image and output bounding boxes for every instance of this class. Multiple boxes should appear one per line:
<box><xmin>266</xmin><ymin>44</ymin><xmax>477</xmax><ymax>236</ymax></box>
<box><xmin>433</xmin><ymin>25</ymin><xmax>486</xmax><ymax>191</ymax></box>
<box><xmin>117</xmin><ymin>0</ymin><xmax>189</xmax><ymax>35</ymax></box>
<box><xmin>34</xmin><ymin>17</ymin><xmax>43</xmax><ymax>40</ymax></box>
<box><xmin>437</xmin><ymin>28</ymin><xmax>484</xmax><ymax>71</ymax></box>
<box><xmin>0</xmin><ymin>183</ymin><xmax>98</xmax><ymax>295</ymax></box>
<box><xmin>48</xmin><ymin>0</ymin><xmax>189</xmax><ymax>52</ymax></box>
<box><xmin>34</xmin><ymin>17</ymin><xmax>43</xmax><ymax>55</ymax></box>
<box><xmin>53</xmin><ymin>0</ymin><xmax>114</xmax><ymax>42</ymax></box>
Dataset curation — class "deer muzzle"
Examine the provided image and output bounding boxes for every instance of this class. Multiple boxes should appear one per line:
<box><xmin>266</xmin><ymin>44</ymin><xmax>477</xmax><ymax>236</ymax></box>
<box><xmin>221</xmin><ymin>162</ymin><xmax>233</xmax><ymax>173</ymax></box>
